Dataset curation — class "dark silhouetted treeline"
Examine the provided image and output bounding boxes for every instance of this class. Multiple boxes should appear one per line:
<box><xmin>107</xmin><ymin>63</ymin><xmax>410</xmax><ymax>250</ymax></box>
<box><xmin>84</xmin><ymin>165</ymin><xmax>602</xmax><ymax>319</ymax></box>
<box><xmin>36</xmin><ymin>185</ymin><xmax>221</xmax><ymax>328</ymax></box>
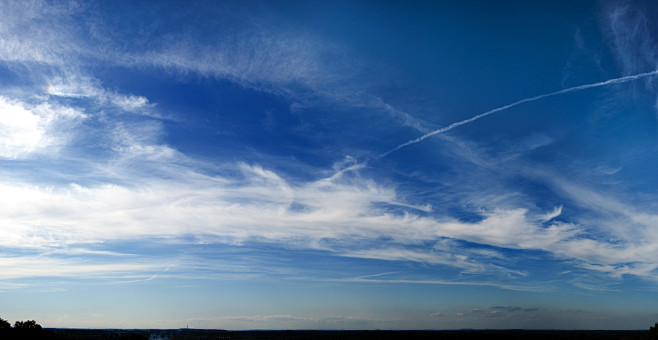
<box><xmin>1</xmin><ymin>318</ymin><xmax>658</xmax><ymax>340</ymax></box>
<box><xmin>0</xmin><ymin>318</ymin><xmax>51</xmax><ymax>340</ymax></box>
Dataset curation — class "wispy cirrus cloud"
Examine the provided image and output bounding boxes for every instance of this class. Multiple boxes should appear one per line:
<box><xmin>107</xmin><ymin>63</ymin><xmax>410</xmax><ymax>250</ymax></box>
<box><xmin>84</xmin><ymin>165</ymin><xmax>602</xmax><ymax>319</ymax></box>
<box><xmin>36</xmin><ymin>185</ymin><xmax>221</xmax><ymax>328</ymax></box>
<box><xmin>45</xmin><ymin>76</ymin><xmax>155</xmax><ymax>115</ymax></box>
<box><xmin>603</xmin><ymin>1</ymin><xmax>658</xmax><ymax>76</ymax></box>
<box><xmin>601</xmin><ymin>1</ymin><xmax>658</xmax><ymax>116</ymax></box>
<box><xmin>0</xmin><ymin>256</ymin><xmax>163</xmax><ymax>282</ymax></box>
<box><xmin>1</xmin><ymin>148</ymin><xmax>656</xmax><ymax>287</ymax></box>
<box><xmin>2</xmin><ymin>1</ymin><xmax>433</xmax><ymax>137</ymax></box>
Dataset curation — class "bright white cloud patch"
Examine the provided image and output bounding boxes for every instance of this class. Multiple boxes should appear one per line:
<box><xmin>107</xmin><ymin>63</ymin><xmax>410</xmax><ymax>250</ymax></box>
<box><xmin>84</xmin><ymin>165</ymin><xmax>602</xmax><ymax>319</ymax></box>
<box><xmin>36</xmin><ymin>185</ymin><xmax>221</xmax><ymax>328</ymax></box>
<box><xmin>0</xmin><ymin>98</ymin><xmax>42</xmax><ymax>158</ymax></box>
<box><xmin>0</xmin><ymin>97</ymin><xmax>85</xmax><ymax>159</ymax></box>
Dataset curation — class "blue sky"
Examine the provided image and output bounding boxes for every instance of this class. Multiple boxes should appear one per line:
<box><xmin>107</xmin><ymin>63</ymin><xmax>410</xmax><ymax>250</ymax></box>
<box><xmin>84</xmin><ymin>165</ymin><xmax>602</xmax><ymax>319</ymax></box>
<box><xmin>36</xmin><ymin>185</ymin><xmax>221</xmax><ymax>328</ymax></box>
<box><xmin>1</xmin><ymin>0</ymin><xmax>658</xmax><ymax>330</ymax></box>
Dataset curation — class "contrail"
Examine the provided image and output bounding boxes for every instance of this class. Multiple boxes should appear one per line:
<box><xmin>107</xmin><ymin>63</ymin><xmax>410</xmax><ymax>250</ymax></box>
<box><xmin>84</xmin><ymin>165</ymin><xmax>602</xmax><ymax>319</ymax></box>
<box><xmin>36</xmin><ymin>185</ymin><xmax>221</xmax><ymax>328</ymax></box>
<box><xmin>381</xmin><ymin>69</ymin><xmax>658</xmax><ymax>157</ymax></box>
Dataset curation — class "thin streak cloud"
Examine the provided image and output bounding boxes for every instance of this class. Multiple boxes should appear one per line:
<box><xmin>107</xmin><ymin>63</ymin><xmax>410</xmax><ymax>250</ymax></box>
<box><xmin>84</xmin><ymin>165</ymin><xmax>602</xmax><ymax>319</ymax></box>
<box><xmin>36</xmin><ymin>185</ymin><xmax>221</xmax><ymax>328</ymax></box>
<box><xmin>383</xmin><ymin>69</ymin><xmax>658</xmax><ymax>157</ymax></box>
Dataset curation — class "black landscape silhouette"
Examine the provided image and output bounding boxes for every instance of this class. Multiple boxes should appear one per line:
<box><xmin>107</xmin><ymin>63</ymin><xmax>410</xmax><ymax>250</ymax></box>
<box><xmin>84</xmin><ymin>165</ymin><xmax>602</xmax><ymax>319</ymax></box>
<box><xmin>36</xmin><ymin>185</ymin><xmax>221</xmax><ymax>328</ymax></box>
<box><xmin>1</xmin><ymin>317</ymin><xmax>657</xmax><ymax>340</ymax></box>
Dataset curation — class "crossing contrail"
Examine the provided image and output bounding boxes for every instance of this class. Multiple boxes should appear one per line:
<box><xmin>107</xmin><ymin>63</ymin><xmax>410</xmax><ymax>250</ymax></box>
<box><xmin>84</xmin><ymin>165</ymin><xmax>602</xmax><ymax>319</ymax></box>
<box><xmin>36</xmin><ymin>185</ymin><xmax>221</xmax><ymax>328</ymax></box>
<box><xmin>381</xmin><ymin>69</ymin><xmax>658</xmax><ymax>157</ymax></box>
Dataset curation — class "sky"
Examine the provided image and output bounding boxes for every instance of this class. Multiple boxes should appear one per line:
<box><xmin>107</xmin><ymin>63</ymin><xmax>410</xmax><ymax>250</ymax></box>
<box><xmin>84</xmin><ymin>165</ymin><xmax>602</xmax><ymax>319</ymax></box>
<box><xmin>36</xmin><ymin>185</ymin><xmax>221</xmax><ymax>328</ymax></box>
<box><xmin>1</xmin><ymin>0</ymin><xmax>658</xmax><ymax>330</ymax></box>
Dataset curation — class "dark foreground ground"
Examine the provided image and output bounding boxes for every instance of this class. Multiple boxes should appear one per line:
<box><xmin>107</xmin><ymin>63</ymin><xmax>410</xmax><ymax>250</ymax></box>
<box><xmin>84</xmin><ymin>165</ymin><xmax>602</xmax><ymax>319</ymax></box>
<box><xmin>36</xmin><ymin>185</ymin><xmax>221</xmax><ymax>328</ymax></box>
<box><xmin>2</xmin><ymin>329</ymin><xmax>647</xmax><ymax>340</ymax></box>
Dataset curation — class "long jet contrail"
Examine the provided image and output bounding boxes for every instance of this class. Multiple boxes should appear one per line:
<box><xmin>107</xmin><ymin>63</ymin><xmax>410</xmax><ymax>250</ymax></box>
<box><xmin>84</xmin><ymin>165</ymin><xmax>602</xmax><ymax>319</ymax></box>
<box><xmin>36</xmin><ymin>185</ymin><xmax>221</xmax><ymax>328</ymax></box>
<box><xmin>381</xmin><ymin>69</ymin><xmax>658</xmax><ymax>157</ymax></box>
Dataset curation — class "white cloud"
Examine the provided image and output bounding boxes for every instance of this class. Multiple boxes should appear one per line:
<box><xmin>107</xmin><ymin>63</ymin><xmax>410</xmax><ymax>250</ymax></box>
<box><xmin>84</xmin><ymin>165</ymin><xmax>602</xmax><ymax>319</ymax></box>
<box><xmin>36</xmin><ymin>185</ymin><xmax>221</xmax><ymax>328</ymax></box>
<box><xmin>0</xmin><ymin>96</ymin><xmax>85</xmax><ymax>159</ymax></box>
<box><xmin>0</xmin><ymin>98</ymin><xmax>42</xmax><ymax>158</ymax></box>
<box><xmin>46</xmin><ymin>76</ymin><xmax>154</xmax><ymax>114</ymax></box>
<box><xmin>0</xmin><ymin>255</ymin><xmax>163</xmax><ymax>281</ymax></box>
<box><xmin>394</xmin><ymin>122</ymin><xmax>658</xmax><ymax>281</ymax></box>
<box><xmin>538</xmin><ymin>205</ymin><xmax>562</xmax><ymax>222</ymax></box>
<box><xmin>1</xmin><ymin>154</ymin><xmax>657</xmax><ymax>284</ymax></box>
